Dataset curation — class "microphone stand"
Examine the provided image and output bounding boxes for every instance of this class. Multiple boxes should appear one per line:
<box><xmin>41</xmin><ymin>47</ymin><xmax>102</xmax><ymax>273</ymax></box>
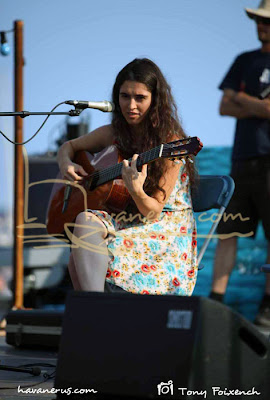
<box><xmin>0</xmin><ymin>108</ymin><xmax>83</xmax><ymax>117</ymax></box>
<box><xmin>0</xmin><ymin>106</ymin><xmax>83</xmax><ymax>312</ymax></box>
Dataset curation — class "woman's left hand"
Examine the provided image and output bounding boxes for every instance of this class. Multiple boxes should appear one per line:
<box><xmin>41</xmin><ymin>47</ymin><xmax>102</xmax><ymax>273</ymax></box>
<box><xmin>122</xmin><ymin>154</ymin><xmax>147</xmax><ymax>198</ymax></box>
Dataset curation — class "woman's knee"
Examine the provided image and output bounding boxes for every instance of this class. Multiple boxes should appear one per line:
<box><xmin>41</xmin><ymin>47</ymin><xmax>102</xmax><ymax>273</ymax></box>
<box><xmin>75</xmin><ymin>211</ymin><xmax>93</xmax><ymax>225</ymax></box>
<box><xmin>74</xmin><ymin>211</ymin><xmax>107</xmax><ymax>237</ymax></box>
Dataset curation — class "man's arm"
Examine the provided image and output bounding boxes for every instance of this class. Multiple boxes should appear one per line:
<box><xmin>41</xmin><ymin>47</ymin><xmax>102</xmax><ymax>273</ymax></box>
<box><xmin>219</xmin><ymin>88</ymin><xmax>270</xmax><ymax>119</ymax></box>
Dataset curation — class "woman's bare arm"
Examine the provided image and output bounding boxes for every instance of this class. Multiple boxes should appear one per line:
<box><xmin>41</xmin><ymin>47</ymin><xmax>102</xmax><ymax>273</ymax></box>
<box><xmin>57</xmin><ymin>124</ymin><xmax>114</xmax><ymax>182</ymax></box>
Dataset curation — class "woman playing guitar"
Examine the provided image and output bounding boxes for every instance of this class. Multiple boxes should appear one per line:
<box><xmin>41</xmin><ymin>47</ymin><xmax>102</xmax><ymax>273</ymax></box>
<box><xmin>56</xmin><ymin>58</ymin><xmax>198</xmax><ymax>295</ymax></box>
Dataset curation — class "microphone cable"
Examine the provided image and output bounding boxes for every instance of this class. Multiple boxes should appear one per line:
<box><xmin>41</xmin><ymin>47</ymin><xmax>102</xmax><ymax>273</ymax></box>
<box><xmin>0</xmin><ymin>362</ymin><xmax>56</xmax><ymax>391</ymax></box>
<box><xmin>0</xmin><ymin>101</ymin><xmax>66</xmax><ymax>145</ymax></box>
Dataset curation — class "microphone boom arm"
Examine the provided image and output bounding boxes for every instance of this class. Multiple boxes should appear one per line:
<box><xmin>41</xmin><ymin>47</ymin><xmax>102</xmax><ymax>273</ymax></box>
<box><xmin>0</xmin><ymin>109</ymin><xmax>83</xmax><ymax>118</ymax></box>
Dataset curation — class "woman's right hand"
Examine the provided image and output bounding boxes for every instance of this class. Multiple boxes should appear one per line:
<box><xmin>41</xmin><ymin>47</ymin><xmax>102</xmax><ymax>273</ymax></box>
<box><xmin>60</xmin><ymin>161</ymin><xmax>88</xmax><ymax>183</ymax></box>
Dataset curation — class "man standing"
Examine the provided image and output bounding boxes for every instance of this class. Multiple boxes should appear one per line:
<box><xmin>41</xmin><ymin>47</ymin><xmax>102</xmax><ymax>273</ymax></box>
<box><xmin>210</xmin><ymin>0</ymin><xmax>270</xmax><ymax>327</ymax></box>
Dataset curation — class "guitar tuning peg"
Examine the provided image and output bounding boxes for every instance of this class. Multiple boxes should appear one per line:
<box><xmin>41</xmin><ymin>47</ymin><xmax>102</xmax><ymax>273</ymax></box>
<box><xmin>182</xmin><ymin>158</ymin><xmax>186</xmax><ymax>165</ymax></box>
<box><xmin>187</xmin><ymin>157</ymin><xmax>194</xmax><ymax>163</ymax></box>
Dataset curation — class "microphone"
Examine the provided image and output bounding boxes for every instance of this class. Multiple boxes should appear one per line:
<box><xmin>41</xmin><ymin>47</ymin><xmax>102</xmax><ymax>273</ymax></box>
<box><xmin>65</xmin><ymin>100</ymin><xmax>114</xmax><ymax>112</ymax></box>
<box><xmin>0</xmin><ymin>364</ymin><xmax>41</xmax><ymax>376</ymax></box>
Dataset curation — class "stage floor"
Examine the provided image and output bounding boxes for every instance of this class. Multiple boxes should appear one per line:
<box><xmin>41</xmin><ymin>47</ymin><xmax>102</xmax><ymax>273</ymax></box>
<box><xmin>0</xmin><ymin>332</ymin><xmax>57</xmax><ymax>400</ymax></box>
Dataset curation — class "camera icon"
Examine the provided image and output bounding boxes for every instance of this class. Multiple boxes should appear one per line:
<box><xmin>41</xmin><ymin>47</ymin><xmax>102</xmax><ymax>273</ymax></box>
<box><xmin>157</xmin><ymin>380</ymin><xmax>174</xmax><ymax>395</ymax></box>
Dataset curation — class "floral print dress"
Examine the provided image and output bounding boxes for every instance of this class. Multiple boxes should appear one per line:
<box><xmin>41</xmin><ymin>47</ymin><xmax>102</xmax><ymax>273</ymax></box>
<box><xmin>90</xmin><ymin>161</ymin><xmax>197</xmax><ymax>296</ymax></box>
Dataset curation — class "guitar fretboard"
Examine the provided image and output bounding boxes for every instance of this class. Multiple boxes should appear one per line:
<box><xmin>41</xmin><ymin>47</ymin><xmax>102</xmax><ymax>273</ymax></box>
<box><xmin>89</xmin><ymin>144</ymin><xmax>162</xmax><ymax>189</ymax></box>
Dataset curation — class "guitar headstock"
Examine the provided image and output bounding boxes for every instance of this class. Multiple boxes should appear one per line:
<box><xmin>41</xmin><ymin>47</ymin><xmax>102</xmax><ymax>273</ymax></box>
<box><xmin>162</xmin><ymin>137</ymin><xmax>203</xmax><ymax>160</ymax></box>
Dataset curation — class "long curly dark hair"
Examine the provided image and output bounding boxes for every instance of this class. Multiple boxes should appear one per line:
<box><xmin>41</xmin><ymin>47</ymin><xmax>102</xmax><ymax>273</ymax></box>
<box><xmin>111</xmin><ymin>58</ymin><xmax>196</xmax><ymax>200</ymax></box>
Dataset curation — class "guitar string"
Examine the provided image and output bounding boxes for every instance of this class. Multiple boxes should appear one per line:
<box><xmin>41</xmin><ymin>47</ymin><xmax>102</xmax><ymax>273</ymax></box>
<box><xmin>90</xmin><ymin>145</ymin><xmax>162</xmax><ymax>187</ymax></box>
<box><xmin>89</xmin><ymin>141</ymin><xmax>189</xmax><ymax>187</ymax></box>
<box><xmin>96</xmin><ymin>139</ymin><xmax>192</xmax><ymax>184</ymax></box>
<box><xmin>99</xmin><ymin>145</ymin><xmax>165</xmax><ymax>185</ymax></box>
<box><xmin>87</xmin><ymin>139</ymin><xmax>192</xmax><ymax>188</ymax></box>
<box><xmin>93</xmin><ymin>147</ymin><xmax>156</xmax><ymax>186</ymax></box>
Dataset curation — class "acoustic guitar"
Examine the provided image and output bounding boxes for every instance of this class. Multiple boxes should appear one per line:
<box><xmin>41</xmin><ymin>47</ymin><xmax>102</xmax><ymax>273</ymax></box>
<box><xmin>46</xmin><ymin>137</ymin><xmax>203</xmax><ymax>236</ymax></box>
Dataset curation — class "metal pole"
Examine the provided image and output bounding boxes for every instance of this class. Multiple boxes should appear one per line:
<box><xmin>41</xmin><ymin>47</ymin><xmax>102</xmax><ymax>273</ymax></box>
<box><xmin>13</xmin><ymin>20</ymin><xmax>24</xmax><ymax>309</ymax></box>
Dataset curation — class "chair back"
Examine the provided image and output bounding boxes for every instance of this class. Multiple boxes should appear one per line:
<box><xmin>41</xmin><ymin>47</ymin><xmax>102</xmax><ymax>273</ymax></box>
<box><xmin>192</xmin><ymin>175</ymin><xmax>235</xmax><ymax>212</ymax></box>
<box><xmin>192</xmin><ymin>175</ymin><xmax>235</xmax><ymax>268</ymax></box>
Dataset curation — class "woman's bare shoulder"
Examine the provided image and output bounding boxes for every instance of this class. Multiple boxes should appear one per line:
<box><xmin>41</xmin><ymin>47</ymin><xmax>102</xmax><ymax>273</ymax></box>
<box><xmin>70</xmin><ymin>124</ymin><xmax>114</xmax><ymax>153</ymax></box>
<box><xmin>89</xmin><ymin>124</ymin><xmax>114</xmax><ymax>144</ymax></box>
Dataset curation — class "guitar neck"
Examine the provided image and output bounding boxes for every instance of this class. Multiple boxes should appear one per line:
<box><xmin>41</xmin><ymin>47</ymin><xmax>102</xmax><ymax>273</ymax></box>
<box><xmin>90</xmin><ymin>144</ymin><xmax>163</xmax><ymax>188</ymax></box>
<box><xmin>85</xmin><ymin>136</ymin><xmax>202</xmax><ymax>190</ymax></box>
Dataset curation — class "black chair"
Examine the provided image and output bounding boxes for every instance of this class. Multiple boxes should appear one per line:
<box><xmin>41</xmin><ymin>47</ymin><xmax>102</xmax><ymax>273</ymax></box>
<box><xmin>192</xmin><ymin>175</ymin><xmax>235</xmax><ymax>269</ymax></box>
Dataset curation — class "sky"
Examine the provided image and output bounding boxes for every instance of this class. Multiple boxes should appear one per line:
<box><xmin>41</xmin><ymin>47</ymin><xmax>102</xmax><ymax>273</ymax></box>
<box><xmin>0</xmin><ymin>0</ymin><xmax>261</xmax><ymax>213</ymax></box>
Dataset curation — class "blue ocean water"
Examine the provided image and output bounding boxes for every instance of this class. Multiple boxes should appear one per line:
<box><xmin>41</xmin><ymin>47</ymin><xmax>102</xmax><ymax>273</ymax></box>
<box><xmin>193</xmin><ymin>146</ymin><xmax>267</xmax><ymax>322</ymax></box>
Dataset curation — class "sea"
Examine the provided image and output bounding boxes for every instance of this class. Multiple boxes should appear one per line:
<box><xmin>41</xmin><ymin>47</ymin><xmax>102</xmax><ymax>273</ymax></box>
<box><xmin>193</xmin><ymin>146</ymin><xmax>267</xmax><ymax>322</ymax></box>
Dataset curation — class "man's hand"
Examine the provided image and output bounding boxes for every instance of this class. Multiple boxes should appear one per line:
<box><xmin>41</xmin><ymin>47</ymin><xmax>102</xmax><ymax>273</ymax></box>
<box><xmin>234</xmin><ymin>91</ymin><xmax>270</xmax><ymax>119</ymax></box>
<box><xmin>220</xmin><ymin>88</ymin><xmax>270</xmax><ymax>119</ymax></box>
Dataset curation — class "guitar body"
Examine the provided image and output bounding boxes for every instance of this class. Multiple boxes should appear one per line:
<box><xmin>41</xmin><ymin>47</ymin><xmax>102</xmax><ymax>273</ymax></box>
<box><xmin>46</xmin><ymin>137</ymin><xmax>203</xmax><ymax>237</ymax></box>
<box><xmin>46</xmin><ymin>146</ymin><xmax>131</xmax><ymax>236</ymax></box>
